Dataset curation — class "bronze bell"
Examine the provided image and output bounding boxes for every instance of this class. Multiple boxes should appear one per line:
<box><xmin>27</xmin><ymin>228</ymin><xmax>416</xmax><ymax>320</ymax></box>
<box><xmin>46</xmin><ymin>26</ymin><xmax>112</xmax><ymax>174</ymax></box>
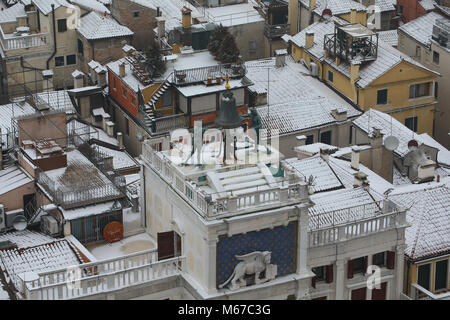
<box><xmin>215</xmin><ymin>91</ymin><xmax>242</xmax><ymax>129</ymax></box>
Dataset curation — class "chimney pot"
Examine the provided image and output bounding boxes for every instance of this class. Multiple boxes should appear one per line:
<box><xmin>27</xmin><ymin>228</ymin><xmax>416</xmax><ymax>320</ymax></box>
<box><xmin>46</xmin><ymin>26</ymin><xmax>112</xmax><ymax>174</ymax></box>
<box><xmin>319</xmin><ymin>146</ymin><xmax>330</xmax><ymax>163</ymax></box>
<box><xmin>119</xmin><ymin>62</ymin><xmax>126</xmax><ymax>78</ymax></box>
<box><xmin>351</xmin><ymin>146</ymin><xmax>360</xmax><ymax>170</ymax></box>
<box><xmin>305</xmin><ymin>32</ymin><xmax>315</xmax><ymax>49</ymax></box>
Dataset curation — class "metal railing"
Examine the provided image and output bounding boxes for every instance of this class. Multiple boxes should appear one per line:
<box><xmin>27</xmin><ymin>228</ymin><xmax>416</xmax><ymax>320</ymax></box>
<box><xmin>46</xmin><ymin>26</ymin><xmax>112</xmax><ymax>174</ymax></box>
<box><xmin>264</xmin><ymin>23</ymin><xmax>290</xmax><ymax>39</ymax></box>
<box><xmin>20</xmin><ymin>249</ymin><xmax>186</xmax><ymax>300</ymax></box>
<box><xmin>323</xmin><ymin>33</ymin><xmax>378</xmax><ymax>63</ymax></box>
<box><xmin>173</xmin><ymin>62</ymin><xmax>246</xmax><ymax>86</ymax></box>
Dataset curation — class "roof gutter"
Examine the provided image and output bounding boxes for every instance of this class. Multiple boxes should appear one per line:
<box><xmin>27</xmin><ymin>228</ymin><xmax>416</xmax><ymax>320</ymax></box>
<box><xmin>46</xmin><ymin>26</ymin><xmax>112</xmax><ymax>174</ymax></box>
<box><xmin>46</xmin><ymin>4</ymin><xmax>57</xmax><ymax>70</ymax></box>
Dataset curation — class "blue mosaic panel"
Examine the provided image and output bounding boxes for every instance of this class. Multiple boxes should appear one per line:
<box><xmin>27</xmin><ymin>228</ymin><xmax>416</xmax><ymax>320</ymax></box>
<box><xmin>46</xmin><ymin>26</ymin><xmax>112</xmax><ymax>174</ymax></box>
<box><xmin>216</xmin><ymin>222</ymin><xmax>297</xmax><ymax>287</ymax></box>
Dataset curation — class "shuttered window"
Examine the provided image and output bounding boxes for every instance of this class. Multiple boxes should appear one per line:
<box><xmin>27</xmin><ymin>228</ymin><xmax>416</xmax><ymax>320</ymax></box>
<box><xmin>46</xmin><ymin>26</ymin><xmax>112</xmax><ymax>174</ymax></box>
<box><xmin>373</xmin><ymin>252</ymin><xmax>386</xmax><ymax>267</ymax></box>
<box><xmin>417</xmin><ymin>263</ymin><xmax>431</xmax><ymax>290</ymax></box>
<box><xmin>435</xmin><ymin>260</ymin><xmax>448</xmax><ymax>291</ymax></box>
<box><xmin>386</xmin><ymin>251</ymin><xmax>395</xmax><ymax>269</ymax></box>
<box><xmin>377</xmin><ymin>89</ymin><xmax>388</xmax><ymax>105</ymax></box>
<box><xmin>157</xmin><ymin>231</ymin><xmax>182</xmax><ymax>261</ymax></box>
<box><xmin>326</xmin><ymin>264</ymin><xmax>333</xmax><ymax>283</ymax></box>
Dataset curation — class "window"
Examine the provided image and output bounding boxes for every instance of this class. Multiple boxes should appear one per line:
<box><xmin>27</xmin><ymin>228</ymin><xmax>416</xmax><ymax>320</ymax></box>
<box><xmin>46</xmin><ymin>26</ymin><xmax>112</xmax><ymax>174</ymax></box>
<box><xmin>349</xmin><ymin>125</ymin><xmax>353</xmax><ymax>144</ymax></box>
<box><xmin>249</xmin><ymin>40</ymin><xmax>256</xmax><ymax>53</ymax></box>
<box><xmin>433</xmin><ymin>51</ymin><xmax>440</xmax><ymax>65</ymax></box>
<box><xmin>417</xmin><ymin>263</ymin><xmax>431</xmax><ymax>290</ymax></box>
<box><xmin>434</xmin><ymin>82</ymin><xmax>438</xmax><ymax>98</ymax></box>
<box><xmin>131</xmin><ymin>95</ymin><xmax>136</xmax><ymax>106</ymax></box>
<box><xmin>122</xmin><ymin>87</ymin><xmax>127</xmax><ymax>98</ymax></box>
<box><xmin>133</xmin><ymin>11</ymin><xmax>140</xmax><ymax>18</ymax></box>
<box><xmin>410</xmin><ymin>82</ymin><xmax>431</xmax><ymax>99</ymax></box>
<box><xmin>57</xmin><ymin>19</ymin><xmax>67</xmax><ymax>32</ymax></box>
<box><xmin>306</xmin><ymin>135</ymin><xmax>314</xmax><ymax>145</ymax></box>
<box><xmin>435</xmin><ymin>260</ymin><xmax>448</xmax><ymax>291</ymax></box>
<box><xmin>66</xmin><ymin>54</ymin><xmax>76</xmax><ymax>65</ymax></box>
<box><xmin>328</xmin><ymin>70</ymin><xmax>334</xmax><ymax>82</ymax></box>
<box><xmin>415</xmin><ymin>46</ymin><xmax>421</xmax><ymax>59</ymax></box>
<box><xmin>405</xmin><ymin>116</ymin><xmax>418</xmax><ymax>132</ymax></box>
<box><xmin>55</xmin><ymin>56</ymin><xmax>65</xmax><ymax>67</ymax></box>
<box><xmin>373</xmin><ymin>252</ymin><xmax>386</xmax><ymax>267</ymax></box>
<box><xmin>353</xmin><ymin>257</ymin><xmax>366</xmax><ymax>275</ymax></box>
<box><xmin>312</xmin><ymin>266</ymin><xmax>326</xmax><ymax>282</ymax></box>
<box><xmin>77</xmin><ymin>39</ymin><xmax>84</xmax><ymax>55</ymax></box>
<box><xmin>125</xmin><ymin>117</ymin><xmax>130</xmax><ymax>135</ymax></box>
<box><xmin>377</xmin><ymin>89</ymin><xmax>388</xmax><ymax>105</ymax></box>
<box><xmin>320</xmin><ymin>130</ymin><xmax>331</xmax><ymax>145</ymax></box>
<box><xmin>113</xmin><ymin>77</ymin><xmax>117</xmax><ymax>89</ymax></box>
<box><xmin>185</xmin><ymin>186</ymin><xmax>193</xmax><ymax>200</ymax></box>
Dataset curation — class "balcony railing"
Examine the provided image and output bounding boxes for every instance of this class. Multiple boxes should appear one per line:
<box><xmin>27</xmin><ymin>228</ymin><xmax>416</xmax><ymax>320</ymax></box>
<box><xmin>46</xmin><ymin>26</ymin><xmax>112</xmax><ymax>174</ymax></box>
<box><xmin>323</xmin><ymin>33</ymin><xmax>378</xmax><ymax>63</ymax></box>
<box><xmin>142</xmin><ymin>142</ymin><xmax>308</xmax><ymax>220</ymax></box>
<box><xmin>19</xmin><ymin>249</ymin><xmax>186</xmax><ymax>300</ymax></box>
<box><xmin>308</xmin><ymin>200</ymin><xmax>405</xmax><ymax>247</ymax></box>
<box><xmin>264</xmin><ymin>23</ymin><xmax>290</xmax><ymax>39</ymax></box>
<box><xmin>173</xmin><ymin>62</ymin><xmax>246</xmax><ymax>86</ymax></box>
<box><xmin>0</xmin><ymin>28</ymin><xmax>50</xmax><ymax>51</ymax></box>
<box><xmin>410</xmin><ymin>284</ymin><xmax>450</xmax><ymax>300</ymax></box>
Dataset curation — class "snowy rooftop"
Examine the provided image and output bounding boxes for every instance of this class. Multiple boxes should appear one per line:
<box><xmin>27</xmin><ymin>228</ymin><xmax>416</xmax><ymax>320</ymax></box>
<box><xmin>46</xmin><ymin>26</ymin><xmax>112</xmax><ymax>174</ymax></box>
<box><xmin>399</xmin><ymin>12</ymin><xmax>445</xmax><ymax>48</ymax></box>
<box><xmin>32</xmin><ymin>0</ymin><xmax>73</xmax><ymax>15</ymax></box>
<box><xmin>245</xmin><ymin>55</ymin><xmax>357</xmax><ymax>107</ymax></box>
<box><xmin>67</xmin><ymin>119</ymin><xmax>119</xmax><ymax>148</ymax></box>
<box><xmin>78</xmin><ymin>11</ymin><xmax>133</xmax><ymax>40</ymax></box>
<box><xmin>70</xmin><ymin>0</ymin><xmax>110</xmax><ymax>14</ymax></box>
<box><xmin>287</xmin><ymin>20</ymin><xmax>439</xmax><ymax>88</ymax></box>
<box><xmin>204</xmin><ymin>2</ymin><xmax>264</xmax><ymax>27</ymax></box>
<box><xmin>299</xmin><ymin>0</ymin><xmax>367</xmax><ymax>16</ymax></box>
<box><xmin>0</xmin><ymin>230</ymin><xmax>55</xmax><ymax>249</ymax></box>
<box><xmin>353</xmin><ymin>109</ymin><xmax>450</xmax><ymax>165</ymax></box>
<box><xmin>0</xmin><ymin>165</ymin><xmax>33</xmax><ymax>196</ymax></box>
<box><xmin>35</xmin><ymin>90</ymin><xmax>75</xmax><ymax>113</ymax></box>
<box><xmin>59</xmin><ymin>199</ymin><xmax>122</xmax><ymax>221</ymax></box>
<box><xmin>377</xmin><ymin>30</ymin><xmax>398</xmax><ymax>47</ymax></box>
<box><xmin>295</xmin><ymin>143</ymin><xmax>339</xmax><ymax>155</ymax></box>
<box><xmin>419</xmin><ymin>0</ymin><xmax>437</xmax><ymax>11</ymax></box>
<box><xmin>256</xmin><ymin>97</ymin><xmax>361</xmax><ymax>135</ymax></box>
<box><xmin>0</xmin><ymin>239</ymin><xmax>84</xmax><ymax>290</ymax></box>
<box><xmin>0</xmin><ymin>100</ymin><xmax>36</xmax><ymax>134</ymax></box>
<box><xmin>389</xmin><ymin>182</ymin><xmax>450</xmax><ymax>261</ymax></box>
<box><xmin>91</xmin><ymin>144</ymin><xmax>139</xmax><ymax>171</ymax></box>
<box><xmin>0</xmin><ymin>3</ymin><xmax>26</xmax><ymax>24</ymax></box>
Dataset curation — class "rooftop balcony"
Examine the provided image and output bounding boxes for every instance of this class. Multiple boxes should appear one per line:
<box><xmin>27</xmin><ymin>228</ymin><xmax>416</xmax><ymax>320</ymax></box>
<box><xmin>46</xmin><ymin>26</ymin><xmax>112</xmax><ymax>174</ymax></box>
<box><xmin>264</xmin><ymin>23</ymin><xmax>290</xmax><ymax>39</ymax></box>
<box><xmin>0</xmin><ymin>28</ymin><xmax>50</xmax><ymax>52</ymax></box>
<box><xmin>142</xmin><ymin>142</ymin><xmax>309</xmax><ymax>221</ymax></box>
<box><xmin>173</xmin><ymin>62</ymin><xmax>246</xmax><ymax>86</ymax></box>
<box><xmin>308</xmin><ymin>199</ymin><xmax>405</xmax><ymax>247</ymax></box>
<box><xmin>18</xmin><ymin>248</ymin><xmax>185</xmax><ymax>300</ymax></box>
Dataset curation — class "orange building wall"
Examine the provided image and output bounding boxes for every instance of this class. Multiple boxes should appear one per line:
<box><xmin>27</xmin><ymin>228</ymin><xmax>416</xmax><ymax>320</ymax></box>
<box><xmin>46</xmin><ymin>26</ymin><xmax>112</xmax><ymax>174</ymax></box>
<box><xmin>108</xmin><ymin>70</ymin><xmax>139</xmax><ymax>118</ymax></box>
<box><xmin>397</xmin><ymin>0</ymin><xmax>428</xmax><ymax>23</ymax></box>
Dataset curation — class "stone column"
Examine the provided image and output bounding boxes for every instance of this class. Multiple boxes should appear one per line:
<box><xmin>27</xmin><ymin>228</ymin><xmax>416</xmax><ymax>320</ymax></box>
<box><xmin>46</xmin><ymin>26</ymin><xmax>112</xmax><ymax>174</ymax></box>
<box><xmin>296</xmin><ymin>206</ymin><xmax>309</xmax><ymax>274</ymax></box>
<box><xmin>394</xmin><ymin>244</ymin><xmax>406</xmax><ymax>299</ymax></box>
<box><xmin>206</xmin><ymin>237</ymin><xmax>218</xmax><ymax>295</ymax></box>
<box><xmin>335</xmin><ymin>259</ymin><xmax>346</xmax><ymax>300</ymax></box>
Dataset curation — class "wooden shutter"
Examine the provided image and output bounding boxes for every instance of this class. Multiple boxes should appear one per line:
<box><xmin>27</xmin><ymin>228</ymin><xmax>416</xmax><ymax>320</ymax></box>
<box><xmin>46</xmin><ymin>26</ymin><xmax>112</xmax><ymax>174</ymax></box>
<box><xmin>347</xmin><ymin>259</ymin><xmax>354</xmax><ymax>279</ymax></box>
<box><xmin>157</xmin><ymin>231</ymin><xmax>175</xmax><ymax>261</ymax></box>
<box><xmin>364</xmin><ymin>256</ymin><xmax>368</xmax><ymax>274</ymax></box>
<box><xmin>326</xmin><ymin>264</ymin><xmax>334</xmax><ymax>283</ymax></box>
<box><xmin>372</xmin><ymin>254</ymin><xmax>378</xmax><ymax>266</ymax></box>
<box><xmin>387</xmin><ymin>251</ymin><xmax>395</xmax><ymax>269</ymax></box>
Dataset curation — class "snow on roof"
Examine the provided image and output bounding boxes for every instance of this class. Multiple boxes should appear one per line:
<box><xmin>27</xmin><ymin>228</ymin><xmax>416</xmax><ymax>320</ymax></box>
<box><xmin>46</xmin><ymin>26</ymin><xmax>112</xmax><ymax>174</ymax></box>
<box><xmin>377</xmin><ymin>29</ymin><xmax>398</xmax><ymax>47</ymax></box>
<box><xmin>35</xmin><ymin>90</ymin><xmax>75</xmax><ymax>113</ymax></box>
<box><xmin>308</xmin><ymin>187</ymin><xmax>380</xmax><ymax>229</ymax></box>
<box><xmin>205</xmin><ymin>2</ymin><xmax>264</xmax><ymax>27</ymax></box>
<box><xmin>32</xmin><ymin>0</ymin><xmax>73</xmax><ymax>15</ymax></box>
<box><xmin>300</xmin><ymin>0</ymin><xmax>367</xmax><ymax>16</ymax></box>
<box><xmin>91</xmin><ymin>144</ymin><xmax>138</xmax><ymax>171</ymax></box>
<box><xmin>389</xmin><ymin>182</ymin><xmax>450</xmax><ymax>260</ymax></box>
<box><xmin>289</xmin><ymin>20</ymin><xmax>439</xmax><ymax>88</ymax></box>
<box><xmin>295</xmin><ymin>143</ymin><xmax>338</xmax><ymax>155</ymax></box>
<box><xmin>256</xmin><ymin>97</ymin><xmax>361</xmax><ymax>135</ymax></box>
<box><xmin>67</xmin><ymin>119</ymin><xmax>119</xmax><ymax>147</ymax></box>
<box><xmin>0</xmin><ymin>100</ymin><xmax>36</xmax><ymax>134</ymax></box>
<box><xmin>107</xmin><ymin>58</ymin><xmax>152</xmax><ymax>92</ymax></box>
<box><xmin>59</xmin><ymin>199</ymin><xmax>122</xmax><ymax>220</ymax></box>
<box><xmin>284</xmin><ymin>155</ymin><xmax>344</xmax><ymax>193</ymax></box>
<box><xmin>353</xmin><ymin>109</ymin><xmax>443</xmax><ymax>159</ymax></box>
<box><xmin>419</xmin><ymin>133</ymin><xmax>450</xmax><ymax>167</ymax></box>
<box><xmin>78</xmin><ymin>11</ymin><xmax>133</xmax><ymax>40</ymax></box>
<box><xmin>176</xmin><ymin>79</ymin><xmax>245</xmax><ymax>97</ymax></box>
<box><xmin>0</xmin><ymin>165</ymin><xmax>33</xmax><ymax>196</ymax></box>
<box><xmin>399</xmin><ymin>11</ymin><xmax>444</xmax><ymax>48</ymax></box>
<box><xmin>70</xmin><ymin>0</ymin><xmax>110</xmax><ymax>14</ymax></box>
<box><xmin>0</xmin><ymin>230</ymin><xmax>55</xmax><ymax>249</ymax></box>
<box><xmin>0</xmin><ymin>3</ymin><xmax>26</xmax><ymax>24</ymax></box>
<box><xmin>0</xmin><ymin>239</ymin><xmax>83</xmax><ymax>289</ymax></box>
<box><xmin>373</xmin><ymin>0</ymin><xmax>396</xmax><ymax>12</ymax></box>
<box><xmin>419</xmin><ymin>0</ymin><xmax>437</xmax><ymax>11</ymax></box>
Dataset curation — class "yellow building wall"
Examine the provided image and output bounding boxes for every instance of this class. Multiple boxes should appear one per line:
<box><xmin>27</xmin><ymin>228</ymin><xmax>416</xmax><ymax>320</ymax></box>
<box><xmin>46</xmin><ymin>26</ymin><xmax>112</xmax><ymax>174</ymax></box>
<box><xmin>323</xmin><ymin>63</ymin><xmax>357</xmax><ymax>103</ymax></box>
<box><xmin>340</xmin><ymin>12</ymin><xmax>368</xmax><ymax>26</ymax></box>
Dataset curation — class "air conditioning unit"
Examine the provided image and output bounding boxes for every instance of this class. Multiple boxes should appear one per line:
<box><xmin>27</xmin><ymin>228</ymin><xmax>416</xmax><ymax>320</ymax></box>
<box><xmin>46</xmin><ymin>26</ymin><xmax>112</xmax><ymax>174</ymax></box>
<box><xmin>310</xmin><ymin>62</ymin><xmax>319</xmax><ymax>77</ymax></box>
<box><xmin>41</xmin><ymin>215</ymin><xmax>60</xmax><ymax>236</ymax></box>
<box><xmin>0</xmin><ymin>204</ymin><xmax>5</xmax><ymax>231</ymax></box>
<box><xmin>5</xmin><ymin>209</ymin><xmax>25</xmax><ymax>229</ymax></box>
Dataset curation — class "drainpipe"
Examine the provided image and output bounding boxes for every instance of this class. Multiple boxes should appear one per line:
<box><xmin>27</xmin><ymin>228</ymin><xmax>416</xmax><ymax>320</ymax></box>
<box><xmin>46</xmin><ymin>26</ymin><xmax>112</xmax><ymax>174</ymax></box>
<box><xmin>46</xmin><ymin>4</ymin><xmax>57</xmax><ymax>70</ymax></box>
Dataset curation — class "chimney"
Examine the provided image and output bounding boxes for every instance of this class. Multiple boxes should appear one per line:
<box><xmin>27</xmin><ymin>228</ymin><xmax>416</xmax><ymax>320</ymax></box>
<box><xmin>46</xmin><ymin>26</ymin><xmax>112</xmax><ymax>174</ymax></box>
<box><xmin>103</xmin><ymin>114</ymin><xmax>111</xmax><ymax>132</ymax></box>
<box><xmin>305</xmin><ymin>32</ymin><xmax>314</xmax><ymax>49</ymax></box>
<box><xmin>319</xmin><ymin>146</ymin><xmax>330</xmax><ymax>163</ymax></box>
<box><xmin>71</xmin><ymin>70</ymin><xmax>84</xmax><ymax>89</ymax></box>
<box><xmin>310</xmin><ymin>0</ymin><xmax>316</xmax><ymax>10</ymax></box>
<box><xmin>182</xmin><ymin>7</ymin><xmax>192</xmax><ymax>29</ymax></box>
<box><xmin>275</xmin><ymin>49</ymin><xmax>287</xmax><ymax>67</ymax></box>
<box><xmin>350</xmin><ymin>61</ymin><xmax>360</xmax><ymax>84</ymax></box>
<box><xmin>418</xmin><ymin>159</ymin><xmax>436</xmax><ymax>182</ymax></box>
<box><xmin>97</xmin><ymin>69</ymin><xmax>107</xmax><ymax>87</ymax></box>
<box><xmin>353</xmin><ymin>171</ymin><xmax>368</xmax><ymax>188</ymax></box>
<box><xmin>350</xmin><ymin>8</ymin><xmax>357</xmax><ymax>24</ymax></box>
<box><xmin>156</xmin><ymin>16</ymin><xmax>166</xmax><ymax>39</ymax></box>
<box><xmin>297</xmin><ymin>135</ymin><xmax>306</xmax><ymax>146</ymax></box>
<box><xmin>351</xmin><ymin>146</ymin><xmax>360</xmax><ymax>170</ymax></box>
<box><xmin>335</xmin><ymin>56</ymin><xmax>341</xmax><ymax>66</ymax></box>
<box><xmin>119</xmin><ymin>62</ymin><xmax>126</xmax><ymax>78</ymax></box>
<box><xmin>117</xmin><ymin>132</ymin><xmax>124</xmax><ymax>149</ymax></box>
<box><xmin>106</xmin><ymin>121</ymin><xmax>114</xmax><ymax>137</ymax></box>
<box><xmin>370</xmin><ymin>127</ymin><xmax>384</xmax><ymax>148</ymax></box>
<box><xmin>331</xmin><ymin>108</ymin><xmax>348</xmax><ymax>122</ymax></box>
<box><xmin>42</xmin><ymin>70</ymin><xmax>54</xmax><ymax>91</ymax></box>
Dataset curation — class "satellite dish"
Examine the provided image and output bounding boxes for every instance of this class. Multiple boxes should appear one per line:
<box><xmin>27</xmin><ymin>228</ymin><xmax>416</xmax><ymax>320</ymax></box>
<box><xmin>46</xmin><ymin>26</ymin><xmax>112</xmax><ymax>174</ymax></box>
<box><xmin>322</xmin><ymin>9</ymin><xmax>333</xmax><ymax>18</ymax></box>
<box><xmin>13</xmin><ymin>215</ymin><xmax>27</xmax><ymax>231</ymax></box>
<box><xmin>384</xmin><ymin>136</ymin><xmax>399</xmax><ymax>151</ymax></box>
<box><xmin>408</xmin><ymin>139</ymin><xmax>419</xmax><ymax>151</ymax></box>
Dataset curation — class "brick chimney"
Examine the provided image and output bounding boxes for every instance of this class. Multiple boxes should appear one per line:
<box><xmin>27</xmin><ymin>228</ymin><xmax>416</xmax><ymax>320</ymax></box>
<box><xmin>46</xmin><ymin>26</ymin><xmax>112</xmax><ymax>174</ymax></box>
<box><xmin>182</xmin><ymin>7</ymin><xmax>192</xmax><ymax>29</ymax></box>
<box><xmin>305</xmin><ymin>32</ymin><xmax>314</xmax><ymax>49</ymax></box>
<box><xmin>119</xmin><ymin>62</ymin><xmax>126</xmax><ymax>78</ymax></box>
<box><xmin>156</xmin><ymin>16</ymin><xmax>166</xmax><ymax>38</ymax></box>
<box><xmin>319</xmin><ymin>146</ymin><xmax>331</xmax><ymax>163</ymax></box>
